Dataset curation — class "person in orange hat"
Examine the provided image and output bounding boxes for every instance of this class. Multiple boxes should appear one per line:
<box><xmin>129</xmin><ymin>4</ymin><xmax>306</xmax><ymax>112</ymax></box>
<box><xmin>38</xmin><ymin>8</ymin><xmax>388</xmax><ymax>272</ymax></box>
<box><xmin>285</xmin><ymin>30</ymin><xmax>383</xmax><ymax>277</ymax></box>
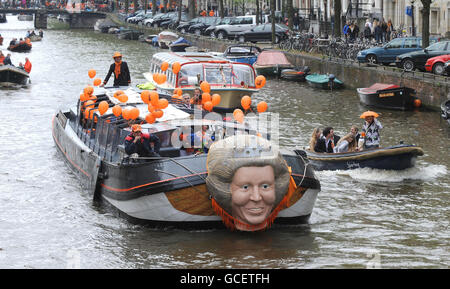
<box><xmin>100</xmin><ymin>52</ymin><xmax>131</xmax><ymax>87</ymax></box>
<box><xmin>124</xmin><ymin>124</ymin><xmax>161</xmax><ymax>157</ymax></box>
<box><xmin>361</xmin><ymin>112</ymin><xmax>383</xmax><ymax>149</ymax></box>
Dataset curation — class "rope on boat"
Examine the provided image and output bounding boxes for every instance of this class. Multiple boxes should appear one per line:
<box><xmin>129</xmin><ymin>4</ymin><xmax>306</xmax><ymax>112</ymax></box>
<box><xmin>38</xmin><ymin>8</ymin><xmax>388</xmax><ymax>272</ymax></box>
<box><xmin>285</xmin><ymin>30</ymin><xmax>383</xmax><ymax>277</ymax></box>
<box><xmin>154</xmin><ymin>169</ymin><xmax>206</xmax><ymax>195</ymax></box>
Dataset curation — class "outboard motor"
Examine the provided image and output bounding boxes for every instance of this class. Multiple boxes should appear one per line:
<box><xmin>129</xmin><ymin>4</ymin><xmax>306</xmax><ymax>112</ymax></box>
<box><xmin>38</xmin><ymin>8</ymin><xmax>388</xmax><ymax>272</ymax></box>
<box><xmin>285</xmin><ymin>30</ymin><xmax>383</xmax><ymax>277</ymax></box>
<box><xmin>303</xmin><ymin>66</ymin><xmax>310</xmax><ymax>74</ymax></box>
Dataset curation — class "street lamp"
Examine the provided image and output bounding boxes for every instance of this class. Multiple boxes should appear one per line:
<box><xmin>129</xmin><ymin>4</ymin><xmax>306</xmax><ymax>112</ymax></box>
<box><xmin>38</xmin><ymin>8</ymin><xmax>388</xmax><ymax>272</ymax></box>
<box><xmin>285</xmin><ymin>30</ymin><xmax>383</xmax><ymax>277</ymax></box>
<box><xmin>411</xmin><ymin>0</ymin><xmax>415</xmax><ymax>36</ymax></box>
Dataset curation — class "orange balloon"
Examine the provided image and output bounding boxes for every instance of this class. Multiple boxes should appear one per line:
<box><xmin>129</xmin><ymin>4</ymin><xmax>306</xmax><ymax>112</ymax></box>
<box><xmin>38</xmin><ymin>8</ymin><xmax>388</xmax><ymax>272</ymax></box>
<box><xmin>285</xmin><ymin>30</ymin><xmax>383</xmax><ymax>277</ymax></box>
<box><xmin>112</xmin><ymin>105</ymin><xmax>122</xmax><ymax>117</ymax></box>
<box><xmin>241</xmin><ymin>95</ymin><xmax>251</xmax><ymax>110</ymax></box>
<box><xmin>148</xmin><ymin>103</ymin><xmax>156</xmax><ymax>113</ymax></box>
<box><xmin>211</xmin><ymin>94</ymin><xmax>221</xmax><ymax>106</ymax></box>
<box><xmin>145</xmin><ymin>113</ymin><xmax>156</xmax><ymax>124</ymax></box>
<box><xmin>113</xmin><ymin>90</ymin><xmax>124</xmax><ymax>98</ymax></box>
<box><xmin>122</xmin><ymin>108</ymin><xmax>131</xmax><ymax>120</ymax></box>
<box><xmin>152</xmin><ymin>109</ymin><xmax>164</xmax><ymax>119</ymax></box>
<box><xmin>233</xmin><ymin>109</ymin><xmax>244</xmax><ymax>123</ymax></box>
<box><xmin>255</xmin><ymin>75</ymin><xmax>266</xmax><ymax>88</ymax></box>
<box><xmin>98</xmin><ymin>100</ymin><xmax>109</xmax><ymax>115</ymax></box>
<box><xmin>161</xmin><ymin>62</ymin><xmax>169</xmax><ymax>72</ymax></box>
<box><xmin>118</xmin><ymin>94</ymin><xmax>128</xmax><ymax>103</ymax></box>
<box><xmin>203</xmin><ymin>101</ymin><xmax>213</xmax><ymax>112</ymax></box>
<box><xmin>152</xmin><ymin>73</ymin><xmax>159</xmax><ymax>83</ymax></box>
<box><xmin>84</xmin><ymin>86</ymin><xmax>94</xmax><ymax>95</ymax></box>
<box><xmin>93</xmin><ymin>78</ymin><xmax>102</xmax><ymax>86</ymax></box>
<box><xmin>88</xmin><ymin>69</ymin><xmax>96</xmax><ymax>79</ymax></box>
<box><xmin>84</xmin><ymin>100</ymin><xmax>95</xmax><ymax>109</ymax></box>
<box><xmin>257</xmin><ymin>101</ymin><xmax>268</xmax><ymax>113</ymax></box>
<box><xmin>413</xmin><ymin>98</ymin><xmax>422</xmax><ymax>108</ymax></box>
<box><xmin>158</xmin><ymin>73</ymin><xmax>167</xmax><ymax>84</ymax></box>
<box><xmin>173</xmin><ymin>88</ymin><xmax>182</xmax><ymax>96</ymax></box>
<box><xmin>201</xmin><ymin>92</ymin><xmax>211</xmax><ymax>104</ymax></box>
<box><xmin>172</xmin><ymin>62</ymin><xmax>181</xmax><ymax>74</ymax></box>
<box><xmin>141</xmin><ymin>90</ymin><xmax>151</xmax><ymax>104</ymax></box>
<box><xmin>149</xmin><ymin>91</ymin><xmax>159</xmax><ymax>107</ymax></box>
<box><xmin>158</xmin><ymin>98</ymin><xmax>169</xmax><ymax>109</ymax></box>
<box><xmin>130</xmin><ymin>107</ymin><xmax>140</xmax><ymax>120</ymax></box>
<box><xmin>200</xmin><ymin>81</ymin><xmax>210</xmax><ymax>93</ymax></box>
<box><xmin>84</xmin><ymin>108</ymin><xmax>97</xmax><ymax>119</ymax></box>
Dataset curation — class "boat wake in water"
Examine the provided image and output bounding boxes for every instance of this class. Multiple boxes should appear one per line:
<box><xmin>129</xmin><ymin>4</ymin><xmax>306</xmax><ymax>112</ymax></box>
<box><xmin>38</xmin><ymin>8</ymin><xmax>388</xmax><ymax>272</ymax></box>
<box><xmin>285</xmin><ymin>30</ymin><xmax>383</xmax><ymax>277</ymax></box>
<box><xmin>318</xmin><ymin>163</ymin><xmax>447</xmax><ymax>183</ymax></box>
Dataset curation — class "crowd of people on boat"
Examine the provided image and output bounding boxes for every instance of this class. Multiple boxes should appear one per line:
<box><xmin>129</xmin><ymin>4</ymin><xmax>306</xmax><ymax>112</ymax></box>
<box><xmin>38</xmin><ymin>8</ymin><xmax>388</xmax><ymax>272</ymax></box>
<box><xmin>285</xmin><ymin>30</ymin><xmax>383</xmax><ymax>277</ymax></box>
<box><xmin>310</xmin><ymin>112</ymin><xmax>382</xmax><ymax>153</ymax></box>
<box><xmin>0</xmin><ymin>50</ymin><xmax>32</xmax><ymax>72</ymax></box>
<box><xmin>25</xmin><ymin>30</ymin><xmax>44</xmax><ymax>38</ymax></box>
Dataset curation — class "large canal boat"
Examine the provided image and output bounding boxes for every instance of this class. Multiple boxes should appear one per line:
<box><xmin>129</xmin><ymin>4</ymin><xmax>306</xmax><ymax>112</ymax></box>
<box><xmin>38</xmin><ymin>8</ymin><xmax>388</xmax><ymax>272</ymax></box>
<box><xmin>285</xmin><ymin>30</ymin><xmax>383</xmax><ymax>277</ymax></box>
<box><xmin>143</xmin><ymin>52</ymin><xmax>259</xmax><ymax>111</ymax></box>
<box><xmin>52</xmin><ymin>87</ymin><xmax>321</xmax><ymax>230</ymax></box>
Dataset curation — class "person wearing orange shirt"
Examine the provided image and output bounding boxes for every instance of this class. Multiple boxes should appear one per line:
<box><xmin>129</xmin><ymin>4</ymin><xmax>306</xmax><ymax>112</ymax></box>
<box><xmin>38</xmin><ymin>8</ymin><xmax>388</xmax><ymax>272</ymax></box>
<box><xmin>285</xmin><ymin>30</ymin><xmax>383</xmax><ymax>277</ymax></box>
<box><xmin>24</xmin><ymin>57</ymin><xmax>32</xmax><ymax>73</ymax></box>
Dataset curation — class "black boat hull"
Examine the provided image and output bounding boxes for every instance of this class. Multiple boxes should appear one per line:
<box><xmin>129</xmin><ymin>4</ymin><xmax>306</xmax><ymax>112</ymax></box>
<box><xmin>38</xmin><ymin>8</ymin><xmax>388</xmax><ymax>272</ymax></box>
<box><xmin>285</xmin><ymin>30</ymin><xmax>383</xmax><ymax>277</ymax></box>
<box><xmin>441</xmin><ymin>100</ymin><xmax>450</xmax><ymax>126</ymax></box>
<box><xmin>0</xmin><ymin>65</ymin><xmax>29</xmax><ymax>86</ymax></box>
<box><xmin>7</xmin><ymin>43</ymin><xmax>32</xmax><ymax>52</ymax></box>
<box><xmin>357</xmin><ymin>87</ymin><xmax>417</xmax><ymax>110</ymax></box>
<box><xmin>52</xmin><ymin>111</ymin><xmax>321</xmax><ymax>228</ymax></box>
<box><xmin>306</xmin><ymin>145</ymin><xmax>424</xmax><ymax>171</ymax></box>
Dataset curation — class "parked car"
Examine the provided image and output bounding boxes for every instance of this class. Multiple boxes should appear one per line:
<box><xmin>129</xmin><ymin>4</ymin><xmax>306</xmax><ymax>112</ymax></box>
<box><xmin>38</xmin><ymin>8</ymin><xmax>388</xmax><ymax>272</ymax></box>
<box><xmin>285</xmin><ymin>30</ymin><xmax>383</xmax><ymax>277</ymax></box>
<box><xmin>235</xmin><ymin>23</ymin><xmax>289</xmax><ymax>43</ymax></box>
<box><xmin>151</xmin><ymin>12</ymin><xmax>177</xmax><ymax>28</ymax></box>
<box><xmin>136</xmin><ymin>13</ymin><xmax>155</xmax><ymax>25</ymax></box>
<box><xmin>213</xmin><ymin>15</ymin><xmax>258</xmax><ymax>40</ymax></box>
<box><xmin>189</xmin><ymin>17</ymin><xmax>220</xmax><ymax>36</ymax></box>
<box><xmin>127</xmin><ymin>11</ymin><xmax>150</xmax><ymax>24</ymax></box>
<box><xmin>205</xmin><ymin>17</ymin><xmax>234</xmax><ymax>37</ymax></box>
<box><xmin>177</xmin><ymin>17</ymin><xmax>203</xmax><ymax>33</ymax></box>
<box><xmin>143</xmin><ymin>13</ymin><xmax>162</xmax><ymax>27</ymax></box>
<box><xmin>160</xmin><ymin>13</ymin><xmax>189</xmax><ymax>29</ymax></box>
<box><xmin>395</xmin><ymin>40</ymin><xmax>450</xmax><ymax>71</ymax></box>
<box><xmin>357</xmin><ymin>37</ymin><xmax>438</xmax><ymax>65</ymax></box>
<box><xmin>444</xmin><ymin>60</ymin><xmax>450</xmax><ymax>75</ymax></box>
<box><xmin>423</xmin><ymin>54</ymin><xmax>450</xmax><ymax>75</ymax></box>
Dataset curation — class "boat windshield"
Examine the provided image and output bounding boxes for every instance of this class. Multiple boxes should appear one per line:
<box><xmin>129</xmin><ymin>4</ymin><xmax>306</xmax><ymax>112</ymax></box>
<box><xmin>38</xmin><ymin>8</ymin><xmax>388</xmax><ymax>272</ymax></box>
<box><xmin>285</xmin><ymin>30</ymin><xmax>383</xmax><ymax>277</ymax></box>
<box><xmin>177</xmin><ymin>63</ymin><xmax>255</xmax><ymax>87</ymax></box>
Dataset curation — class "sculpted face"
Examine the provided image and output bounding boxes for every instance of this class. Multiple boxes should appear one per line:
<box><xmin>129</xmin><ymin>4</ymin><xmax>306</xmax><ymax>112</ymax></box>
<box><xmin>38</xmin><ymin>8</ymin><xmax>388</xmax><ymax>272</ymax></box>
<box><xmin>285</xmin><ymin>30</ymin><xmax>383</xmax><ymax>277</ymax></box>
<box><xmin>230</xmin><ymin>166</ymin><xmax>276</xmax><ymax>230</ymax></box>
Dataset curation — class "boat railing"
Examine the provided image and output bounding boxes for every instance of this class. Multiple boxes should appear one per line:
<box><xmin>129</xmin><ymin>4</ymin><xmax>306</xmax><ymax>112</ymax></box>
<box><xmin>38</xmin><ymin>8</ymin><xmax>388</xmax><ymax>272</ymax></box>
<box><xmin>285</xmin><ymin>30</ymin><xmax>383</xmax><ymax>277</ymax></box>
<box><xmin>74</xmin><ymin>97</ymin><xmax>130</xmax><ymax>163</ymax></box>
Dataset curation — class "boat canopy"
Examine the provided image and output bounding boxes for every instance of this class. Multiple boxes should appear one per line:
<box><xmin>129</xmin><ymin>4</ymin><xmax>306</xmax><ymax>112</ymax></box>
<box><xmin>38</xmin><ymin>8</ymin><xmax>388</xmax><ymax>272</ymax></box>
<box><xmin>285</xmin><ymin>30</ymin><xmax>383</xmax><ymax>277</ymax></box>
<box><xmin>361</xmin><ymin>83</ymin><xmax>401</xmax><ymax>93</ymax></box>
<box><xmin>254</xmin><ymin>50</ymin><xmax>292</xmax><ymax>66</ymax></box>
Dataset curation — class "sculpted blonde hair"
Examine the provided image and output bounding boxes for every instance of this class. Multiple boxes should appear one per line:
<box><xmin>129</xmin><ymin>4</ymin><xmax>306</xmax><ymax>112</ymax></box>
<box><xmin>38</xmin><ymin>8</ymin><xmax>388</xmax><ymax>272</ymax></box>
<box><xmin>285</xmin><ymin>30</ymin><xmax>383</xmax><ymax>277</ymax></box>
<box><xmin>206</xmin><ymin>134</ymin><xmax>290</xmax><ymax>215</ymax></box>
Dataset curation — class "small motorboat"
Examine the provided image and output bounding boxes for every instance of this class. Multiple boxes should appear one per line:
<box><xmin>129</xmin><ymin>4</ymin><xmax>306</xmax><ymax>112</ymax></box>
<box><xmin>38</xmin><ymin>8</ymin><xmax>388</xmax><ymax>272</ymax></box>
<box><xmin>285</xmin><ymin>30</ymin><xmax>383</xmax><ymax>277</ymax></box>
<box><xmin>357</xmin><ymin>83</ymin><xmax>419</xmax><ymax>110</ymax></box>
<box><xmin>0</xmin><ymin>65</ymin><xmax>30</xmax><ymax>87</ymax></box>
<box><xmin>29</xmin><ymin>35</ymin><xmax>42</xmax><ymax>42</ymax></box>
<box><xmin>305</xmin><ymin>144</ymin><xmax>424</xmax><ymax>171</ymax></box>
<box><xmin>222</xmin><ymin>45</ymin><xmax>262</xmax><ymax>65</ymax></box>
<box><xmin>117</xmin><ymin>29</ymin><xmax>143</xmax><ymax>40</ymax></box>
<box><xmin>305</xmin><ymin>73</ymin><xmax>343</xmax><ymax>89</ymax></box>
<box><xmin>52</xmin><ymin>87</ymin><xmax>321</xmax><ymax>230</ymax></box>
<box><xmin>169</xmin><ymin>37</ymin><xmax>192</xmax><ymax>52</ymax></box>
<box><xmin>280</xmin><ymin>66</ymin><xmax>311</xmax><ymax>81</ymax></box>
<box><xmin>7</xmin><ymin>40</ymin><xmax>32</xmax><ymax>52</ymax></box>
<box><xmin>158</xmin><ymin>31</ymin><xmax>178</xmax><ymax>49</ymax></box>
<box><xmin>441</xmin><ymin>99</ymin><xmax>450</xmax><ymax>126</ymax></box>
<box><xmin>253</xmin><ymin>50</ymin><xmax>294</xmax><ymax>76</ymax></box>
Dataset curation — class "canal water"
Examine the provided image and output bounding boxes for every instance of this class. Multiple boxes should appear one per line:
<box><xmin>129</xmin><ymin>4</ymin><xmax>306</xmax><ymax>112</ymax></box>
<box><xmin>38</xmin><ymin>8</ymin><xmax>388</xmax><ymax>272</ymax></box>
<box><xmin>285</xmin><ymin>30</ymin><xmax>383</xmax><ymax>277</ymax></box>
<box><xmin>0</xmin><ymin>16</ymin><xmax>448</xmax><ymax>269</ymax></box>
